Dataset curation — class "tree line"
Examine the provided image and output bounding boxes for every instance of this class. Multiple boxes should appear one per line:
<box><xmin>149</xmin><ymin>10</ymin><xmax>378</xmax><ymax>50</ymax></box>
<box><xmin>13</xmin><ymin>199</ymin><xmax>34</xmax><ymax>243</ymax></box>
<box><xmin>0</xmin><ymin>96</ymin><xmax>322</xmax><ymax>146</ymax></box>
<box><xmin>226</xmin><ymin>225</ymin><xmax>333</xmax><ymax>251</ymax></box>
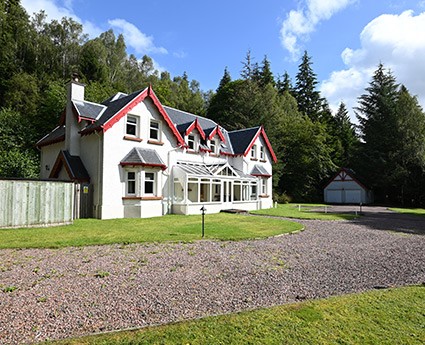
<box><xmin>1</xmin><ymin>0</ymin><xmax>425</xmax><ymax>206</ymax></box>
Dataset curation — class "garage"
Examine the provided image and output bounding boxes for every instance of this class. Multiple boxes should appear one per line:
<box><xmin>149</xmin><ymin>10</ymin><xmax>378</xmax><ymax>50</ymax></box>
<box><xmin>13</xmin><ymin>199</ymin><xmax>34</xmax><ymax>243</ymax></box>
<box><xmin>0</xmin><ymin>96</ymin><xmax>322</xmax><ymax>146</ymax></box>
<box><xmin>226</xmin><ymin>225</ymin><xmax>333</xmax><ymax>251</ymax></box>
<box><xmin>324</xmin><ymin>168</ymin><xmax>373</xmax><ymax>204</ymax></box>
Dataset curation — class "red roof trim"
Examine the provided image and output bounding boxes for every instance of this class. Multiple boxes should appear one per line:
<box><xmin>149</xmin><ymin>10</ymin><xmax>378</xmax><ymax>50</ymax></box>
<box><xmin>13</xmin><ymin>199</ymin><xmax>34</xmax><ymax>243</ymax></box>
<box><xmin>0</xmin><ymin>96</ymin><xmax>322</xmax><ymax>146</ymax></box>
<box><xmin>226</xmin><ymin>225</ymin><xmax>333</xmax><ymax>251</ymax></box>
<box><xmin>120</xmin><ymin>162</ymin><xmax>167</xmax><ymax>171</ymax></box>
<box><xmin>102</xmin><ymin>88</ymin><xmax>149</xmax><ymax>132</ymax></box>
<box><xmin>185</xmin><ymin>119</ymin><xmax>206</xmax><ymax>139</ymax></box>
<box><xmin>49</xmin><ymin>151</ymin><xmax>90</xmax><ymax>182</ymax></box>
<box><xmin>147</xmin><ymin>86</ymin><xmax>186</xmax><ymax>146</ymax></box>
<box><xmin>251</xmin><ymin>173</ymin><xmax>272</xmax><ymax>178</ymax></box>
<box><xmin>243</xmin><ymin>126</ymin><xmax>277</xmax><ymax>163</ymax></box>
<box><xmin>323</xmin><ymin>168</ymin><xmax>369</xmax><ymax>190</ymax></box>
<box><xmin>208</xmin><ymin>125</ymin><xmax>226</xmax><ymax>143</ymax></box>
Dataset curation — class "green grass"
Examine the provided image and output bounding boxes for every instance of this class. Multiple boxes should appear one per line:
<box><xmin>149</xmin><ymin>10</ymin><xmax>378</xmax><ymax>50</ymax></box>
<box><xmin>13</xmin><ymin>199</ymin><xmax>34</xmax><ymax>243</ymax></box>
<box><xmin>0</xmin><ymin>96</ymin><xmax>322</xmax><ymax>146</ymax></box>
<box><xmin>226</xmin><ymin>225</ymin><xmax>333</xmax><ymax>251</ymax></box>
<box><xmin>0</xmin><ymin>213</ymin><xmax>302</xmax><ymax>249</ymax></box>
<box><xmin>251</xmin><ymin>203</ymin><xmax>358</xmax><ymax>220</ymax></box>
<box><xmin>390</xmin><ymin>207</ymin><xmax>425</xmax><ymax>218</ymax></box>
<box><xmin>52</xmin><ymin>285</ymin><xmax>425</xmax><ymax>345</ymax></box>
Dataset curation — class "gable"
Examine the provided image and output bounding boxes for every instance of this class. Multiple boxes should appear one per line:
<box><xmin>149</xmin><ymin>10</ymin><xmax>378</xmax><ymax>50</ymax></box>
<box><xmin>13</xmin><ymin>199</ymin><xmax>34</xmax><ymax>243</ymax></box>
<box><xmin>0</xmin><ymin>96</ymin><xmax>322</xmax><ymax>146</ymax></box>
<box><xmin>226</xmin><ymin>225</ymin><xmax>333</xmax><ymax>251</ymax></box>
<box><xmin>324</xmin><ymin>168</ymin><xmax>369</xmax><ymax>191</ymax></box>
<box><xmin>50</xmin><ymin>150</ymin><xmax>90</xmax><ymax>182</ymax></box>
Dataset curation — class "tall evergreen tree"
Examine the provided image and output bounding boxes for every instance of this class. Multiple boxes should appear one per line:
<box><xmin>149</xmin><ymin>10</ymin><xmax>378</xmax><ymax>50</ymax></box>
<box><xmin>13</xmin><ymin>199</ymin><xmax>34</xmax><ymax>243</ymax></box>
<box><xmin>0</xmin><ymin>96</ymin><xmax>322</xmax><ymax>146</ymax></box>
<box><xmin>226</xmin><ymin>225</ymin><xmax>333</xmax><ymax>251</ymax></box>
<box><xmin>334</xmin><ymin>102</ymin><xmax>357</xmax><ymax>167</ymax></box>
<box><xmin>277</xmin><ymin>71</ymin><xmax>293</xmax><ymax>94</ymax></box>
<box><xmin>354</xmin><ymin>63</ymin><xmax>419</xmax><ymax>204</ymax></box>
<box><xmin>294</xmin><ymin>51</ymin><xmax>322</xmax><ymax>121</ymax></box>
<box><xmin>258</xmin><ymin>55</ymin><xmax>275</xmax><ymax>87</ymax></box>
<box><xmin>217</xmin><ymin>67</ymin><xmax>231</xmax><ymax>92</ymax></box>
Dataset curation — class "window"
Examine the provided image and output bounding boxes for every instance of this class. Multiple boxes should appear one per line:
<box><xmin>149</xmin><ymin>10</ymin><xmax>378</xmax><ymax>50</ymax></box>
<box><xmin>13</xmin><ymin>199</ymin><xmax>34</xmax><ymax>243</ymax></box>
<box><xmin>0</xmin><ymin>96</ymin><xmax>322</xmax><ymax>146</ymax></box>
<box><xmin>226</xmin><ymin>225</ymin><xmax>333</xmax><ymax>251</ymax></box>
<box><xmin>149</xmin><ymin>120</ymin><xmax>160</xmax><ymax>141</ymax></box>
<box><xmin>127</xmin><ymin>171</ymin><xmax>136</xmax><ymax>195</ymax></box>
<box><xmin>144</xmin><ymin>172</ymin><xmax>155</xmax><ymax>195</ymax></box>
<box><xmin>126</xmin><ymin>115</ymin><xmax>138</xmax><ymax>136</ymax></box>
<box><xmin>210</xmin><ymin>139</ymin><xmax>216</xmax><ymax>154</ymax></box>
<box><xmin>251</xmin><ymin>145</ymin><xmax>257</xmax><ymax>159</ymax></box>
<box><xmin>260</xmin><ymin>146</ymin><xmax>265</xmax><ymax>160</ymax></box>
<box><xmin>187</xmin><ymin>134</ymin><xmax>196</xmax><ymax>150</ymax></box>
<box><xmin>261</xmin><ymin>178</ymin><xmax>267</xmax><ymax>195</ymax></box>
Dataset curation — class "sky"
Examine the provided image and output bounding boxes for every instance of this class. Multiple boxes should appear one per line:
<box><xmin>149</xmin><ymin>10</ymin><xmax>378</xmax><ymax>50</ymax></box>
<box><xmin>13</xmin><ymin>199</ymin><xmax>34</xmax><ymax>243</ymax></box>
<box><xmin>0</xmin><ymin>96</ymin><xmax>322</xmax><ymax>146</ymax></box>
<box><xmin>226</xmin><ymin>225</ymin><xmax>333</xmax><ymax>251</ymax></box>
<box><xmin>21</xmin><ymin>0</ymin><xmax>425</xmax><ymax>121</ymax></box>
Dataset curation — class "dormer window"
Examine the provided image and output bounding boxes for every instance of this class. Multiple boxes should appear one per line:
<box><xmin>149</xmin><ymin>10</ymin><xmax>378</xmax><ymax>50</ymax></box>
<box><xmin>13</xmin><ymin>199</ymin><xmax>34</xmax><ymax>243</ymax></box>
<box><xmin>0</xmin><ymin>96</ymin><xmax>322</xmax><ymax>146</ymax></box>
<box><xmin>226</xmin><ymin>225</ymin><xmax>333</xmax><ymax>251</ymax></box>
<box><xmin>126</xmin><ymin>115</ymin><xmax>138</xmax><ymax>136</ymax></box>
<box><xmin>149</xmin><ymin>120</ymin><xmax>160</xmax><ymax>141</ymax></box>
<box><xmin>187</xmin><ymin>134</ymin><xmax>196</xmax><ymax>151</ymax></box>
<box><xmin>251</xmin><ymin>144</ymin><xmax>257</xmax><ymax>159</ymax></box>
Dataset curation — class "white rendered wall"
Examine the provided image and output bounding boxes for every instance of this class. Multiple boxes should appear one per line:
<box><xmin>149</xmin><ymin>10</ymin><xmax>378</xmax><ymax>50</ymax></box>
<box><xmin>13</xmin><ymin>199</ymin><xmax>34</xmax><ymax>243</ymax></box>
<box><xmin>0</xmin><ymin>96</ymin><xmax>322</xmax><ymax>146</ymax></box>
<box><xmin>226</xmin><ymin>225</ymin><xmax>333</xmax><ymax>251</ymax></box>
<box><xmin>39</xmin><ymin>141</ymin><xmax>65</xmax><ymax>179</ymax></box>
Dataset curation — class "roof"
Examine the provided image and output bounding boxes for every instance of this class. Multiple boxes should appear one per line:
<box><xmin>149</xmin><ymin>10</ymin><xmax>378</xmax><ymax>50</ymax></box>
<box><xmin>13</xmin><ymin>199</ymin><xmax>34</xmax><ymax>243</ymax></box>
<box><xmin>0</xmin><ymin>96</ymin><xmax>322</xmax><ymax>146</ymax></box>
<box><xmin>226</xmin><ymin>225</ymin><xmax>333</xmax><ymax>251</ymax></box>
<box><xmin>120</xmin><ymin>147</ymin><xmax>167</xmax><ymax>170</ymax></box>
<box><xmin>72</xmin><ymin>100</ymin><xmax>106</xmax><ymax>121</ymax></box>
<box><xmin>175</xmin><ymin>162</ymin><xmax>256</xmax><ymax>180</ymax></box>
<box><xmin>36</xmin><ymin>125</ymin><xmax>65</xmax><ymax>148</ymax></box>
<box><xmin>50</xmin><ymin>150</ymin><xmax>90</xmax><ymax>182</ymax></box>
<box><xmin>38</xmin><ymin>85</ymin><xmax>276</xmax><ymax>162</ymax></box>
<box><xmin>250</xmin><ymin>164</ymin><xmax>271</xmax><ymax>177</ymax></box>
<box><xmin>324</xmin><ymin>167</ymin><xmax>370</xmax><ymax>190</ymax></box>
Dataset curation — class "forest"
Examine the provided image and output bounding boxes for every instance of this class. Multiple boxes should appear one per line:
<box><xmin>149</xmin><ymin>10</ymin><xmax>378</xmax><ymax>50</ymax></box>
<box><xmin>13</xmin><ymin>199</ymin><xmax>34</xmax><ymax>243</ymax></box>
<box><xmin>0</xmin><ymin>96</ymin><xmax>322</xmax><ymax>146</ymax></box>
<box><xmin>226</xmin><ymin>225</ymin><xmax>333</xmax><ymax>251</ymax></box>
<box><xmin>1</xmin><ymin>0</ymin><xmax>425</xmax><ymax>206</ymax></box>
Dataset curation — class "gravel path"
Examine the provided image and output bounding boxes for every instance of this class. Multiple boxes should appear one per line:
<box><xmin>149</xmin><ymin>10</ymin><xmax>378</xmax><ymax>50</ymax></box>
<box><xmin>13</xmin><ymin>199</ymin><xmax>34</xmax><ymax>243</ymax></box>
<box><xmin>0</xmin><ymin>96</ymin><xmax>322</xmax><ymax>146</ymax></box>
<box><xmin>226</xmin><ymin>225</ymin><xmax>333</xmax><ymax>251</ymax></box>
<box><xmin>1</xmin><ymin>214</ymin><xmax>424</xmax><ymax>344</ymax></box>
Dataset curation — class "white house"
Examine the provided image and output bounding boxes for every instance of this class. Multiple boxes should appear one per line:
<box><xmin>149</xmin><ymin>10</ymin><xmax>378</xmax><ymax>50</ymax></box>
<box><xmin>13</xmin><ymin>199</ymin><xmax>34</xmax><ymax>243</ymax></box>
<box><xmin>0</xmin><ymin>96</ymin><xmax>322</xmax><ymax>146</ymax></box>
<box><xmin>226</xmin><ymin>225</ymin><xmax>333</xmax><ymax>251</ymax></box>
<box><xmin>36</xmin><ymin>78</ymin><xmax>277</xmax><ymax>219</ymax></box>
<box><xmin>324</xmin><ymin>168</ymin><xmax>373</xmax><ymax>204</ymax></box>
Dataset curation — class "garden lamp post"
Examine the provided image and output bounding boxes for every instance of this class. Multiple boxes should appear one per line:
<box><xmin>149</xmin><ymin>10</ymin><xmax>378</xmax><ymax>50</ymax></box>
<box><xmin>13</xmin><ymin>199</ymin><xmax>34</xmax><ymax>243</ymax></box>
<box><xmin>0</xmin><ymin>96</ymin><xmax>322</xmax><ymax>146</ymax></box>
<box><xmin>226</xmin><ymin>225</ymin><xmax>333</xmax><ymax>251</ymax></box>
<box><xmin>200</xmin><ymin>206</ymin><xmax>206</xmax><ymax>238</ymax></box>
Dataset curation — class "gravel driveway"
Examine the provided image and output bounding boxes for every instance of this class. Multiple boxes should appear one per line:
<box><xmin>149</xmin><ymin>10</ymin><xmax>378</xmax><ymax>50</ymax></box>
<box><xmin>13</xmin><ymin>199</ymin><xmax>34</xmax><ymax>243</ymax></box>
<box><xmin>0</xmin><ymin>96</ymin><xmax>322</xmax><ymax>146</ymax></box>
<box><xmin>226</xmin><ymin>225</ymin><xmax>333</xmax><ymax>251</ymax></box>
<box><xmin>1</xmin><ymin>211</ymin><xmax>424</xmax><ymax>344</ymax></box>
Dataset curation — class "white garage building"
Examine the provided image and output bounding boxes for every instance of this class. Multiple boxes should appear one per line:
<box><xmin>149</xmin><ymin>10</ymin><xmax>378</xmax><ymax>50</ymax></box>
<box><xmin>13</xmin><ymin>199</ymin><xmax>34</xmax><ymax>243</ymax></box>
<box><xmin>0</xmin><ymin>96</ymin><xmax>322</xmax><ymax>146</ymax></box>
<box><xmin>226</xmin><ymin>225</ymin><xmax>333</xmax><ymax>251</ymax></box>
<box><xmin>324</xmin><ymin>168</ymin><xmax>373</xmax><ymax>204</ymax></box>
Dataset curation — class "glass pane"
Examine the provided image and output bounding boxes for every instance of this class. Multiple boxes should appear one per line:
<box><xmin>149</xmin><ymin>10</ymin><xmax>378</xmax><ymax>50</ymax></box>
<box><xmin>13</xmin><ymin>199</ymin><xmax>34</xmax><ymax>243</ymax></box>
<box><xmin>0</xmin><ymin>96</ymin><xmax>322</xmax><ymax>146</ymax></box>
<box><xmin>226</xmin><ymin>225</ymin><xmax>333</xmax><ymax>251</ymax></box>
<box><xmin>145</xmin><ymin>181</ymin><xmax>154</xmax><ymax>194</ymax></box>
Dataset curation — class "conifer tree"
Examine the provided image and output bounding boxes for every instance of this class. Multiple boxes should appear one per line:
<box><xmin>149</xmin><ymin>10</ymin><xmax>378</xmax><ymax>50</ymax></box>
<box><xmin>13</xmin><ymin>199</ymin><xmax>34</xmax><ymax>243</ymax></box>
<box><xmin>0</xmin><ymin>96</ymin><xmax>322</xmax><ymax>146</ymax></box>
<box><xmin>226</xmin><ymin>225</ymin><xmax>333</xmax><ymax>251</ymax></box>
<box><xmin>294</xmin><ymin>51</ymin><xmax>322</xmax><ymax>121</ymax></box>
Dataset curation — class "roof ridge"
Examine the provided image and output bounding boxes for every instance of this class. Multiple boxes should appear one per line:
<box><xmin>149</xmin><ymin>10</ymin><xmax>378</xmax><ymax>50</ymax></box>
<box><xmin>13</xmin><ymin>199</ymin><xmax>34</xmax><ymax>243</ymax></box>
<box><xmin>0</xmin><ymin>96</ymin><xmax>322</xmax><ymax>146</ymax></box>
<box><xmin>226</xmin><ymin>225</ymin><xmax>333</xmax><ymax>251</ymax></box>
<box><xmin>163</xmin><ymin>105</ymin><xmax>214</xmax><ymax>123</ymax></box>
<box><xmin>228</xmin><ymin>126</ymin><xmax>261</xmax><ymax>134</ymax></box>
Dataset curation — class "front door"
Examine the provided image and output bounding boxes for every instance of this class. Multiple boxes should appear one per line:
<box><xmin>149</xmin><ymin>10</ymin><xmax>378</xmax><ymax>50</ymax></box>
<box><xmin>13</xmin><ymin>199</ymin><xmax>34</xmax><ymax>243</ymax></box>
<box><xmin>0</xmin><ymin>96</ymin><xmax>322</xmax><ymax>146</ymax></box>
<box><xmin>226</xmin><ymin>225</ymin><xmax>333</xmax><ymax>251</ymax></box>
<box><xmin>223</xmin><ymin>180</ymin><xmax>233</xmax><ymax>209</ymax></box>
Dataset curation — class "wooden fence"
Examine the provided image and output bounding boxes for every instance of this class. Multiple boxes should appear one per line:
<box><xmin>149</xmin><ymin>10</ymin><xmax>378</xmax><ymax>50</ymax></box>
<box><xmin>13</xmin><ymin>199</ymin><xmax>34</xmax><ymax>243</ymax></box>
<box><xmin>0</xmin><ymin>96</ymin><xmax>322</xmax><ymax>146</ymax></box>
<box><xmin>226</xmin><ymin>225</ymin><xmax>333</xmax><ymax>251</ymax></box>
<box><xmin>0</xmin><ymin>179</ymin><xmax>75</xmax><ymax>228</ymax></box>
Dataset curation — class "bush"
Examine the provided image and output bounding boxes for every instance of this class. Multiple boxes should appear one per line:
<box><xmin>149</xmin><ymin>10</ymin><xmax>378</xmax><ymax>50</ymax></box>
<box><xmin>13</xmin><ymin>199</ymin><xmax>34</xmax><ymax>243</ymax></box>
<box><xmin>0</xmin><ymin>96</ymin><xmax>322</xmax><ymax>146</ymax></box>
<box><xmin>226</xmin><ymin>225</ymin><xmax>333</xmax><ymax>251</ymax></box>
<box><xmin>273</xmin><ymin>192</ymin><xmax>292</xmax><ymax>204</ymax></box>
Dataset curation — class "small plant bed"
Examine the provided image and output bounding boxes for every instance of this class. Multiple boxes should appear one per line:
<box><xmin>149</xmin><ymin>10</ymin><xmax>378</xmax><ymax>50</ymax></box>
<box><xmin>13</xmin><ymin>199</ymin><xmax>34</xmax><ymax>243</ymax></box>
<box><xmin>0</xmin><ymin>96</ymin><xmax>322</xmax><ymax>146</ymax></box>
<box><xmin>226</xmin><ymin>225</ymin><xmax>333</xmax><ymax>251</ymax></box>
<box><xmin>51</xmin><ymin>285</ymin><xmax>425</xmax><ymax>344</ymax></box>
<box><xmin>0</xmin><ymin>213</ymin><xmax>302</xmax><ymax>249</ymax></box>
<box><xmin>251</xmin><ymin>203</ymin><xmax>358</xmax><ymax>220</ymax></box>
<box><xmin>390</xmin><ymin>207</ymin><xmax>425</xmax><ymax>218</ymax></box>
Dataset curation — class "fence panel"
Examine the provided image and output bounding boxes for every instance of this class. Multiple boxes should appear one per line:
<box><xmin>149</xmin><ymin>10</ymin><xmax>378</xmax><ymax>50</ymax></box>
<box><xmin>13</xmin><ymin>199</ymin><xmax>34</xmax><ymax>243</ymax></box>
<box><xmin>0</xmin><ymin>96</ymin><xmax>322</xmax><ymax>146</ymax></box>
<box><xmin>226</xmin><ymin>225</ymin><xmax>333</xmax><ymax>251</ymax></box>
<box><xmin>0</xmin><ymin>180</ymin><xmax>74</xmax><ymax>228</ymax></box>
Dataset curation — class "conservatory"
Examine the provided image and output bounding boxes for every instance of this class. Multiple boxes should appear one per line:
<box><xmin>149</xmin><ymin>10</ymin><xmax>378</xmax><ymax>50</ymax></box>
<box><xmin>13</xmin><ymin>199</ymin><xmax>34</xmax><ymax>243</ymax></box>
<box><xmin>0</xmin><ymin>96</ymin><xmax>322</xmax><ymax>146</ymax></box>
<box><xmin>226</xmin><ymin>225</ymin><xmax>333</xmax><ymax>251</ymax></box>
<box><xmin>171</xmin><ymin>162</ymin><xmax>260</xmax><ymax>215</ymax></box>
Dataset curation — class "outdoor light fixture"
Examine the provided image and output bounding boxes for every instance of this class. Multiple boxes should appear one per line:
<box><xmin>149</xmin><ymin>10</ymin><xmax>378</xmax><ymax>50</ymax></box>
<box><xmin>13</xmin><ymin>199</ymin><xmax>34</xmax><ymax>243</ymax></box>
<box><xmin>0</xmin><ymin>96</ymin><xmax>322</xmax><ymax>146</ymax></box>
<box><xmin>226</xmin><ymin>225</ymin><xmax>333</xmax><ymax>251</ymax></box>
<box><xmin>200</xmin><ymin>206</ymin><xmax>206</xmax><ymax>238</ymax></box>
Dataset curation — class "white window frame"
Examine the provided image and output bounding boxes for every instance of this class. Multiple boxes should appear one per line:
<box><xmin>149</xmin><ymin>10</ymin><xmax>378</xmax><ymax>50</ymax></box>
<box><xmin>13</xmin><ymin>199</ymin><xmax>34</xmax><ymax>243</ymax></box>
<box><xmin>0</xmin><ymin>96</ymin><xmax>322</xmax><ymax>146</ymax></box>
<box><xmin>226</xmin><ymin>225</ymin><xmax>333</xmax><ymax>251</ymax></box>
<box><xmin>261</xmin><ymin>178</ymin><xmax>267</xmax><ymax>195</ymax></box>
<box><xmin>149</xmin><ymin>119</ymin><xmax>161</xmax><ymax>141</ymax></box>
<box><xmin>143</xmin><ymin>171</ymin><xmax>156</xmax><ymax>196</ymax></box>
<box><xmin>126</xmin><ymin>115</ymin><xmax>139</xmax><ymax>137</ymax></box>
<box><xmin>210</xmin><ymin>139</ymin><xmax>217</xmax><ymax>154</ymax></box>
<box><xmin>187</xmin><ymin>134</ymin><xmax>196</xmax><ymax>151</ymax></box>
<box><xmin>126</xmin><ymin>170</ymin><xmax>138</xmax><ymax>196</ymax></box>
<box><xmin>251</xmin><ymin>144</ymin><xmax>257</xmax><ymax>159</ymax></box>
<box><xmin>260</xmin><ymin>146</ymin><xmax>265</xmax><ymax>160</ymax></box>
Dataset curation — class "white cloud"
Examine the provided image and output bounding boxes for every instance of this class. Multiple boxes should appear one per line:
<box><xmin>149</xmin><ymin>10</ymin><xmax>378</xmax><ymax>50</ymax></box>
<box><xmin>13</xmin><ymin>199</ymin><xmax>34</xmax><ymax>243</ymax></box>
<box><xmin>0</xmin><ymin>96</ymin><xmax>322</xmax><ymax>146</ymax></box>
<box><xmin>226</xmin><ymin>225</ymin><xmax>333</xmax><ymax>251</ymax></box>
<box><xmin>320</xmin><ymin>10</ymin><xmax>425</xmax><ymax>122</ymax></box>
<box><xmin>108</xmin><ymin>19</ymin><xmax>167</xmax><ymax>55</ymax></box>
<box><xmin>20</xmin><ymin>0</ymin><xmax>102</xmax><ymax>37</ymax></box>
<box><xmin>280</xmin><ymin>0</ymin><xmax>357</xmax><ymax>60</ymax></box>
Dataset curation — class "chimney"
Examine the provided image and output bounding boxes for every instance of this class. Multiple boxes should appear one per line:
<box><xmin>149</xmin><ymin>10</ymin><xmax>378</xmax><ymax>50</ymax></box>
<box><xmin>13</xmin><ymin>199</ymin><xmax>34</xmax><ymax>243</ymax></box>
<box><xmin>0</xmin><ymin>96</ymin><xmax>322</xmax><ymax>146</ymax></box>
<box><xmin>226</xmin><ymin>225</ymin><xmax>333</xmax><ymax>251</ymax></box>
<box><xmin>65</xmin><ymin>73</ymin><xmax>85</xmax><ymax>156</ymax></box>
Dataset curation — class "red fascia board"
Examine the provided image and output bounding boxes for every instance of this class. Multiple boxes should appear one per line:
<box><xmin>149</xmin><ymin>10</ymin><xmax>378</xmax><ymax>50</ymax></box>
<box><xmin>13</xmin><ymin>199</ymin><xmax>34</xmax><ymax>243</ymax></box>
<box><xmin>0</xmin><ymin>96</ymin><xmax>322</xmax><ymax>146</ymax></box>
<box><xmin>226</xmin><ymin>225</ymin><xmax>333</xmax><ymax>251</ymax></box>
<box><xmin>323</xmin><ymin>168</ymin><xmax>369</xmax><ymax>190</ymax></box>
<box><xmin>220</xmin><ymin>151</ymin><xmax>240</xmax><ymax>157</ymax></box>
<box><xmin>102</xmin><ymin>89</ymin><xmax>148</xmax><ymax>132</ymax></box>
<box><xmin>208</xmin><ymin>125</ymin><xmax>226</xmax><ymax>142</ymax></box>
<box><xmin>186</xmin><ymin>119</ymin><xmax>206</xmax><ymax>139</ymax></box>
<box><xmin>147</xmin><ymin>86</ymin><xmax>186</xmax><ymax>146</ymax></box>
<box><xmin>243</xmin><ymin>127</ymin><xmax>277</xmax><ymax>163</ymax></box>
<box><xmin>120</xmin><ymin>162</ymin><xmax>167</xmax><ymax>171</ymax></box>
<box><xmin>251</xmin><ymin>173</ymin><xmax>272</xmax><ymax>178</ymax></box>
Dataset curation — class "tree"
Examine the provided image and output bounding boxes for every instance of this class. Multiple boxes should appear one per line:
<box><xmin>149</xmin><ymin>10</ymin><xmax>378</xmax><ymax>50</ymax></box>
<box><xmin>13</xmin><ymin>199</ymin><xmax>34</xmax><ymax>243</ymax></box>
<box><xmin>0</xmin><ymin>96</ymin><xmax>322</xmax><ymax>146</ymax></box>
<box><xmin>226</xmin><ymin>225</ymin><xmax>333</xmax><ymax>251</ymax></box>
<box><xmin>294</xmin><ymin>51</ymin><xmax>322</xmax><ymax>121</ymax></box>
<box><xmin>258</xmin><ymin>55</ymin><xmax>275</xmax><ymax>88</ymax></box>
<box><xmin>355</xmin><ymin>63</ymin><xmax>400</xmax><ymax>202</ymax></box>
<box><xmin>277</xmin><ymin>71</ymin><xmax>293</xmax><ymax>94</ymax></box>
<box><xmin>334</xmin><ymin>102</ymin><xmax>357</xmax><ymax>167</ymax></box>
<box><xmin>217</xmin><ymin>67</ymin><xmax>231</xmax><ymax>92</ymax></box>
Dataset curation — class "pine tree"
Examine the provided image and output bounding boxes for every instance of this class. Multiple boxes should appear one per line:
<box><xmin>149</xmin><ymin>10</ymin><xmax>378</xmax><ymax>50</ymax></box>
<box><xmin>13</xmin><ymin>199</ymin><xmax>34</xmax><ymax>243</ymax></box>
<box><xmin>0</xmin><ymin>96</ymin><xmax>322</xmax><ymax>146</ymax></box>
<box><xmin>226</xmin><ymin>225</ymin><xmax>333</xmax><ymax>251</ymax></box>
<box><xmin>217</xmin><ymin>67</ymin><xmax>231</xmax><ymax>92</ymax></box>
<box><xmin>294</xmin><ymin>51</ymin><xmax>322</xmax><ymax>121</ymax></box>
<box><xmin>277</xmin><ymin>71</ymin><xmax>293</xmax><ymax>94</ymax></box>
<box><xmin>334</xmin><ymin>102</ymin><xmax>357</xmax><ymax>166</ymax></box>
<box><xmin>258</xmin><ymin>55</ymin><xmax>275</xmax><ymax>87</ymax></box>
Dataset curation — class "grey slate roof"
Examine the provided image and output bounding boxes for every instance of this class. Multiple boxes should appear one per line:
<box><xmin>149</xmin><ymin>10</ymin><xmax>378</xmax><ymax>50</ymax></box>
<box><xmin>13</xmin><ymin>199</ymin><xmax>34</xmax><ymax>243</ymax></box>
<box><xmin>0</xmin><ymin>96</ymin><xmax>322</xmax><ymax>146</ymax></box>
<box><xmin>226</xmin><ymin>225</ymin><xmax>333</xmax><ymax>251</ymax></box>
<box><xmin>62</xmin><ymin>151</ymin><xmax>90</xmax><ymax>182</ymax></box>
<box><xmin>250</xmin><ymin>164</ymin><xmax>271</xmax><ymax>177</ymax></box>
<box><xmin>72</xmin><ymin>100</ymin><xmax>106</xmax><ymax>120</ymax></box>
<box><xmin>163</xmin><ymin>106</ymin><xmax>234</xmax><ymax>154</ymax></box>
<box><xmin>228</xmin><ymin>127</ymin><xmax>260</xmax><ymax>155</ymax></box>
<box><xmin>121</xmin><ymin>147</ymin><xmax>166</xmax><ymax>169</ymax></box>
<box><xmin>36</xmin><ymin>125</ymin><xmax>65</xmax><ymax>147</ymax></box>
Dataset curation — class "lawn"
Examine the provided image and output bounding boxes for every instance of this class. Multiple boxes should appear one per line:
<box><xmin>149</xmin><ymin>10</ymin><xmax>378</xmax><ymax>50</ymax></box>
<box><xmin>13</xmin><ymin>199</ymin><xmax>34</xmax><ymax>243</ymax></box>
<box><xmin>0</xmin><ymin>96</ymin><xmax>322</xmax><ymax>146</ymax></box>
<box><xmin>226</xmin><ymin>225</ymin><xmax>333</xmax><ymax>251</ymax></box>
<box><xmin>52</xmin><ymin>285</ymin><xmax>425</xmax><ymax>345</ymax></box>
<box><xmin>390</xmin><ymin>207</ymin><xmax>425</xmax><ymax>218</ymax></box>
<box><xmin>0</xmin><ymin>213</ymin><xmax>302</xmax><ymax>249</ymax></box>
<box><xmin>251</xmin><ymin>203</ymin><xmax>358</xmax><ymax>220</ymax></box>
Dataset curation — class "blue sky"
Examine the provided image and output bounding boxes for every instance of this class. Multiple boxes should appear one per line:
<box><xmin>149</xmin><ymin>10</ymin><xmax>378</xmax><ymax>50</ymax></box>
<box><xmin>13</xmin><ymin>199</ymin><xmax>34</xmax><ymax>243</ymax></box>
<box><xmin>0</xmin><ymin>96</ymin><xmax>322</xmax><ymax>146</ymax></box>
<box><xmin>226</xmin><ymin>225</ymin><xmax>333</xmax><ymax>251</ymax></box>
<box><xmin>22</xmin><ymin>0</ymin><xmax>425</xmax><ymax>120</ymax></box>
